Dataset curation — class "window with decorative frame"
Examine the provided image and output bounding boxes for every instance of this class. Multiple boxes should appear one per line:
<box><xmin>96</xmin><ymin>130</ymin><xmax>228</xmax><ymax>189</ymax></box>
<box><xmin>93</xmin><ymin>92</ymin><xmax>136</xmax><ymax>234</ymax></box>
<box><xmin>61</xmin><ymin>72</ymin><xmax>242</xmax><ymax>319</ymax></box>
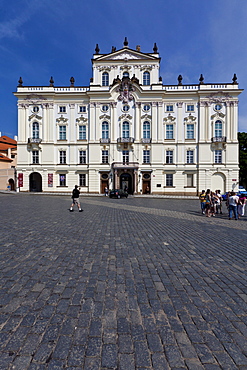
<box><xmin>79</xmin><ymin>125</ymin><xmax>86</xmax><ymax>140</ymax></box>
<box><xmin>59</xmin><ymin>125</ymin><xmax>66</xmax><ymax>140</ymax></box>
<box><xmin>59</xmin><ymin>174</ymin><xmax>66</xmax><ymax>186</ymax></box>
<box><xmin>143</xmin><ymin>121</ymin><xmax>150</xmax><ymax>139</ymax></box>
<box><xmin>79</xmin><ymin>150</ymin><xmax>86</xmax><ymax>164</ymax></box>
<box><xmin>32</xmin><ymin>122</ymin><xmax>39</xmax><ymax>139</ymax></box>
<box><xmin>215</xmin><ymin>150</ymin><xmax>222</xmax><ymax>164</ymax></box>
<box><xmin>79</xmin><ymin>106</ymin><xmax>86</xmax><ymax>113</ymax></box>
<box><xmin>186</xmin><ymin>150</ymin><xmax>194</xmax><ymax>164</ymax></box>
<box><xmin>143</xmin><ymin>71</ymin><xmax>150</xmax><ymax>85</ymax></box>
<box><xmin>166</xmin><ymin>150</ymin><xmax>173</xmax><ymax>164</ymax></box>
<box><xmin>102</xmin><ymin>121</ymin><xmax>109</xmax><ymax>139</ymax></box>
<box><xmin>187</xmin><ymin>104</ymin><xmax>194</xmax><ymax>112</ymax></box>
<box><xmin>187</xmin><ymin>174</ymin><xmax>194</xmax><ymax>187</ymax></box>
<box><xmin>102</xmin><ymin>150</ymin><xmax>109</xmax><ymax>164</ymax></box>
<box><xmin>59</xmin><ymin>106</ymin><xmax>66</xmax><ymax>113</ymax></box>
<box><xmin>123</xmin><ymin>150</ymin><xmax>129</xmax><ymax>163</ymax></box>
<box><xmin>122</xmin><ymin>121</ymin><xmax>130</xmax><ymax>138</ymax></box>
<box><xmin>32</xmin><ymin>150</ymin><xmax>39</xmax><ymax>164</ymax></box>
<box><xmin>59</xmin><ymin>150</ymin><xmax>66</xmax><ymax>164</ymax></box>
<box><xmin>166</xmin><ymin>124</ymin><xmax>174</xmax><ymax>139</ymax></box>
<box><xmin>143</xmin><ymin>150</ymin><xmax>150</xmax><ymax>163</ymax></box>
<box><xmin>79</xmin><ymin>174</ymin><xmax>86</xmax><ymax>187</ymax></box>
<box><xmin>186</xmin><ymin>124</ymin><xmax>194</xmax><ymax>139</ymax></box>
<box><xmin>166</xmin><ymin>105</ymin><xmax>173</xmax><ymax>112</ymax></box>
<box><xmin>166</xmin><ymin>174</ymin><xmax>173</xmax><ymax>187</ymax></box>
<box><xmin>215</xmin><ymin>120</ymin><xmax>223</xmax><ymax>137</ymax></box>
<box><xmin>102</xmin><ymin>72</ymin><xmax>109</xmax><ymax>86</ymax></box>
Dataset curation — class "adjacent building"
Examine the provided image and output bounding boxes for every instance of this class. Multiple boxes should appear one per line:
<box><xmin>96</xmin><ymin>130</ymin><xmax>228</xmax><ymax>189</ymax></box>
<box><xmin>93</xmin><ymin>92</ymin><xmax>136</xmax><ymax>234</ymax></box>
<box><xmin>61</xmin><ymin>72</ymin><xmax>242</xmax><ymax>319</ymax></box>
<box><xmin>14</xmin><ymin>38</ymin><xmax>243</xmax><ymax>194</ymax></box>
<box><xmin>0</xmin><ymin>135</ymin><xmax>17</xmax><ymax>190</ymax></box>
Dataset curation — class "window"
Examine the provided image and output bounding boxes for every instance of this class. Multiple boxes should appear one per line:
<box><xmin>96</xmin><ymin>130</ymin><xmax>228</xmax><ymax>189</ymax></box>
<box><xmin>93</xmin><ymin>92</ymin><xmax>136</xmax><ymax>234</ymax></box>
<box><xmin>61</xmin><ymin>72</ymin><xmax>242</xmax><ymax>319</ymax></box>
<box><xmin>59</xmin><ymin>151</ymin><xmax>66</xmax><ymax>164</ymax></box>
<box><xmin>186</xmin><ymin>124</ymin><xmax>194</xmax><ymax>139</ymax></box>
<box><xmin>59</xmin><ymin>106</ymin><xmax>66</xmax><ymax>113</ymax></box>
<box><xmin>166</xmin><ymin>174</ymin><xmax>173</xmax><ymax>187</ymax></box>
<box><xmin>102</xmin><ymin>150</ymin><xmax>108</xmax><ymax>163</ymax></box>
<box><xmin>166</xmin><ymin>124</ymin><xmax>174</xmax><ymax>139</ymax></box>
<box><xmin>79</xmin><ymin>174</ymin><xmax>86</xmax><ymax>187</ymax></box>
<box><xmin>214</xmin><ymin>104</ymin><xmax>222</xmax><ymax>111</ymax></box>
<box><xmin>143</xmin><ymin>104</ymin><xmax>150</xmax><ymax>112</ymax></box>
<box><xmin>143</xmin><ymin>150</ymin><xmax>150</xmax><ymax>163</ymax></box>
<box><xmin>102</xmin><ymin>105</ymin><xmax>109</xmax><ymax>112</ymax></box>
<box><xmin>79</xmin><ymin>106</ymin><xmax>86</xmax><ymax>113</ymax></box>
<box><xmin>186</xmin><ymin>150</ymin><xmax>194</xmax><ymax>163</ymax></box>
<box><xmin>187</xmin><ymin>174</ymin><xmax>193</xmax><ymax>187</ymax></box>
<box><xmin>32</xmin><ymin>122</ymin><xmax>39</xmax><ymax>139</ymax></box>
<box><xmin>59</xmin><ymin>126</ymin><xmax>66</xmax><ymax>140</ymax></box>
<box><xmin>187</xmin><ymin>105</ymin><xmax>194</xmax><ymax>112</ymax></box>
<box><xmin>166</xmin><ymin>150</ymin><xmax>173</xmax><ymax>164</ymax></box>
<box><xmin>33</xmin><ymin>106</ymin><xmax>39</xmax><ymax>113</ymax></box>
<box><xmin>123</xmin><ymin>72</ymin><xmax>129</xmax><ymax>78</ymax></box>
<box><xmin>79</xmin><ymin>150</ymin><xmax>86</xmax><ymax>164</ymax></box>
<box><xmin>143</xmin><ymin>121</ymin><xmax>150</xmax><ymax>139</ymax></box>
<box><xmin>102</xmin><ymin>122</ymin><xmax>109</xmax><ymax>139</ymax></box>
<box><xmin>79</xmin><ymin>125</ymin><xmax>86</xmax><ymax>140</ymax></box>
<box><xmin>32</xmin><ymin>150</ymin><xmax>39</xmax><ymax>164</ymax></box>
<box><xmin>215</xmin><ymin>150</ymin><xmax>222</xmax><ymax>164</ymax></box>
<box><xmin>59</xmin><ymin>174</ymin><xmax>66</xmax><ymax>186</ymax></box>
<box><xmin>143</xmin><ymin>71</ymin><xmax>150</xmax><ymax>85</ymax></box>
<box><xmin>102</xmin><ymin>72</ymin><xmax>109</xmax><ymax>86</ymax></box>
<box><xmin>215</xmin><ymin>120</ymin><xmax>222</xmax><ymax>137</ymax></box>
<box><xmin>123</xmin><ymin>150</ymin><xmax>129</xmax><ymax>163</ymax></box>
<box><xmin>166</xmin><ymin>105</ymin><xmax>173</xmax><ymax>112</ymax></box>
<box><xmin>122</xmin><ymin>121</ymin><xmax>129</xmax><ymax>138</ymax></box>
<box><xmin>123</xmin><ymin>105</ymin><xmax>130</xmax><ymax>112</ymax></box>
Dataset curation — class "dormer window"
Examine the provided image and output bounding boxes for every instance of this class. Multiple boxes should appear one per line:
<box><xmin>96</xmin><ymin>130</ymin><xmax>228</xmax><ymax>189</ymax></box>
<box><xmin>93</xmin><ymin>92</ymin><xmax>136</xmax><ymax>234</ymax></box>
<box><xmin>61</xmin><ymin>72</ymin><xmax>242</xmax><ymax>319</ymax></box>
<box><xmin>143</xmin><ymin>71</ymin><xmax>150</xmax><ymax>85</ymax></box>
<box><xmin>102</xmin><ymin>72</ymin><xmax>109</xmax><ymax>86</ymax></box>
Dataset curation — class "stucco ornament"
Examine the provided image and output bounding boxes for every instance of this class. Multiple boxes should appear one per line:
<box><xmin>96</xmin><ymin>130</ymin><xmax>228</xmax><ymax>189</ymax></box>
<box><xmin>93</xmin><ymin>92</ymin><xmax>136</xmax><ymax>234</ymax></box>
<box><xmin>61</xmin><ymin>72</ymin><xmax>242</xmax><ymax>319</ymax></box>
<box><xmin>117</xmin><ymin>80</ymin><xmax>135</xmax><ymax>103</ymax></box>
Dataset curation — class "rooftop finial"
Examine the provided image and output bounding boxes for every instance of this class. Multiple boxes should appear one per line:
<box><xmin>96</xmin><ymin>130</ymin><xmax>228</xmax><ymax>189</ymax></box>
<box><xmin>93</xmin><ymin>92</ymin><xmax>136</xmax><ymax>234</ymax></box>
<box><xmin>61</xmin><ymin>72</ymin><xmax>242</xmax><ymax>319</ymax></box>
<box><xmin>153</xmin><ymin>43</ymin><xmax>158</xmax><ymax>53</ymax></box>
<box><xmin>70</xmin><ymin>77</ymin><xmax>75</xmax><ymax>86</ymax></box>
<box><xmin>49</xmin><ymin>76</ymin><xmax>54</xmax><ymax>86</ymax></box>
<box><xmin>123</xmin><ymin>37</ymin><xmax>128</xmax><ymax>47</ymax></box>
<box><xmin>111</xmin><ymin>46</ymin><xmax>116</xmax><ymax>53</ymax></box>
<box><xmin>95</xmin><ymin>44</ymin><xmax>100</xmax><ymax>54</ymax></box>
<box><xmin>232</xmin><ymin>73</ymin><xmax>238</xmax><ymax>84</ymax></box>
<box><xmin>178</xmin><ymin>75</ymin><xmax>183</xmax><ymax>85</ymax></box>
<box><xmin>199</xmin><ymin>74</ymin><xmax>204</xmax><ymax>84</ymax></box>
<box><xmin>18</xmin><ymin>77</ymin><xmax>23</xmax><ymax>87</ymax></box>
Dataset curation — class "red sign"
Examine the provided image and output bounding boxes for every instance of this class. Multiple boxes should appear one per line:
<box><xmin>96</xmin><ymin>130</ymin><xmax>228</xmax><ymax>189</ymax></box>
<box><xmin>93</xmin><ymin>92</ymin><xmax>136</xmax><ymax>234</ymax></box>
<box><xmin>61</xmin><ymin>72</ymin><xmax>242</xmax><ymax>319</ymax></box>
<box><xmin>232</xmin><ymin>179</ymin><xmax>237</xmax><ymax>181</ymax></box>
<box><xmin>18</xmin><ymin>173</ymin><xmax>23</xmax><ymax>187</ymax></box>
<box><xmin>48</xmin><ymin>173</ymin><xmax>53</xmax><ymax>187</ymax></box>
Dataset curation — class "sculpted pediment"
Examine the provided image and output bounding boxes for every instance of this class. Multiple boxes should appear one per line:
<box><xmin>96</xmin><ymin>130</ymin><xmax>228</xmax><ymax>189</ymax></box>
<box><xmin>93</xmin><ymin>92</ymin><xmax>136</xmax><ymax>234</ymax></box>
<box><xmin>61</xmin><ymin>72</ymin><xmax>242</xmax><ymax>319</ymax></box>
<box><xmin>97</xmin><ymin>49</ymin><xmax>158</xmax><ymax>61</ymax></box>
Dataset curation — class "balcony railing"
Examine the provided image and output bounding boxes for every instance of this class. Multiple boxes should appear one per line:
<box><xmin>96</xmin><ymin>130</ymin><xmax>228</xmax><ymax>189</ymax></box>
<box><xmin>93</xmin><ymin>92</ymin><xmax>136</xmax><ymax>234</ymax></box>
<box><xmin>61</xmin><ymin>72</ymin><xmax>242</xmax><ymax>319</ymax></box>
<box><xmin>100</xmin><ymin>138</ymin><xmax>110</xmax><ymax>143</ymax></box>
<box><xmin>28</xmin><ymin>138</ymin><xmax>42</xmax><ymax>144</ymax></box>
<box><xmin>112</xmin><ymin>162</ymin><xmax>139</xmax><ymax>169</ymax></box>
<box><xmin>211</xmin><ymin>136</ymin><xmax>227</xmax><ymax>143</ymax></box>
<box><xmin>141</xmin><ymin>138</ymin><xmax>152</xmax><ymax>143</ymax></box>
<box><xmin>117</xmin><ymin>137</ymin><xmax>135</xmax><ymax>143</ymax></box>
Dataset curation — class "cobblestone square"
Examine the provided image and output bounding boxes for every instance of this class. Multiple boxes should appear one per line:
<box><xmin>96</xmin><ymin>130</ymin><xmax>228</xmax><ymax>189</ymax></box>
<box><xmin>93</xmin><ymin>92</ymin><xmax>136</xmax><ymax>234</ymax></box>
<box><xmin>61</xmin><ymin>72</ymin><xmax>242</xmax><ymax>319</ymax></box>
<box><xmin>1</xmin><ymin>193</ymin><xmax>247</xmax><ymax>369</ymax></box>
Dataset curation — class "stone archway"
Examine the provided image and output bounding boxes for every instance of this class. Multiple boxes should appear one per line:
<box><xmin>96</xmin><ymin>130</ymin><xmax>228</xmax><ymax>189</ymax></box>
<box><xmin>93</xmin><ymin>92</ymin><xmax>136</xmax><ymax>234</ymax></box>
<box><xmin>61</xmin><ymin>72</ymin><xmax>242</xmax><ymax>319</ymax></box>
<box><xmin>29</xmin><ymin>172</ymin><xmax>42</xmax><ymax>192</ymax></box>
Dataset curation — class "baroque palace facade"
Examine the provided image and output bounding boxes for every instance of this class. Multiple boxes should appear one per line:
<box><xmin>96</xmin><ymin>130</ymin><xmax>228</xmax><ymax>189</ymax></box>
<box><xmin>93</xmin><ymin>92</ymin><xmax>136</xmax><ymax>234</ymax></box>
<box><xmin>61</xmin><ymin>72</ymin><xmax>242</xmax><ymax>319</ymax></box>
<box><xmin>15</xmin><ymin>38</ymin><xmax>242</xmax><ymax>195</ymax></box>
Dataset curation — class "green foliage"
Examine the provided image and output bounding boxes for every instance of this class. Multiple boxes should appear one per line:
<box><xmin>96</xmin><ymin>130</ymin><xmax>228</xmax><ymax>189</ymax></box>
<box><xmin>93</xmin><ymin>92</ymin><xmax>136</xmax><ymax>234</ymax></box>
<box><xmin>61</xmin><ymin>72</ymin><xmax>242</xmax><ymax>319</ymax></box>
<box><xmin>238</xmin><ymin>132</ymin><xmax>247</xmax><ymax>187</ymax></box>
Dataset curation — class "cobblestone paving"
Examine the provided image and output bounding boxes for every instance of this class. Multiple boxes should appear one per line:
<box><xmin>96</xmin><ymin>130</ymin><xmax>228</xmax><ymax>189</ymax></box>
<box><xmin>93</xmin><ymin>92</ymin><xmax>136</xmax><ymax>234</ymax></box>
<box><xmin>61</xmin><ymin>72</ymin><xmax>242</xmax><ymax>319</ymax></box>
<box><xmin>1</xmin><ymin>193</ymin><xmax>247</xmax><ymax>369</ymax></box>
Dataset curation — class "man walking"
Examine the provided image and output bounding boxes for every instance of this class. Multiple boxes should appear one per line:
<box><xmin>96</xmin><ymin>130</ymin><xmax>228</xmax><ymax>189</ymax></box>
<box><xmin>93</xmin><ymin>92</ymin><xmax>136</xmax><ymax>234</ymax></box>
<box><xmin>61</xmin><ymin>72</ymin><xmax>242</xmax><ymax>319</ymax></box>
<box><xmin>228</xmin><ymin>191</ymin><xmax>239</xmax><ymax>220</ymax></box>
<box><xmin>199</xmin><ymin>190</ymin><xmax>206</xmax><ymax>214</ymax></box>
<box><xmin>70</xmin><ymin>185</ymin><xmax>83</xmax><ymax>212</ymax></box>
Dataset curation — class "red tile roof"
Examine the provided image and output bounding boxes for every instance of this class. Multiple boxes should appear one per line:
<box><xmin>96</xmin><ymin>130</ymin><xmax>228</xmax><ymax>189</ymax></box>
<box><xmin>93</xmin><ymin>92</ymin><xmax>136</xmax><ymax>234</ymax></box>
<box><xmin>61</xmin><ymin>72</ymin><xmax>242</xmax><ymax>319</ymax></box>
<box><xmin>0</xmin><ymin>136</ymin><xmax>17</xmax><ymax>145</ymax></box>
<box><xmin>0</xmin><ymin>154</ymin><xmax>12</xmax><ymax>162</ymax></box>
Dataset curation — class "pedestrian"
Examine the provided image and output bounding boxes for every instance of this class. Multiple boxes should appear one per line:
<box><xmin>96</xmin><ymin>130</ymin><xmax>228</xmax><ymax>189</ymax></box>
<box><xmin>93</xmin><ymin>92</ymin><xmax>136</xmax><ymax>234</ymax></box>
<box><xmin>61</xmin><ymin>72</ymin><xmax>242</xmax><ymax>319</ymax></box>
<box><xmin>237</xmin><ymin>194</ymin><xmax>246</xmax><ymax>218</ymax></box>
<box><xmin>199</xmin><ymin>190</ymin><xmax>206</xmax><ymax>214</ymax></box>
<box><xmin>215</xmin><ymin>190</ymin><xmax>222</xmax><ymax>214</ymax></box>
<box><xmin>205</xmin><ymin>189</ymin><xmax>212</xmax><ymax>217</ymax></box>
<box><xmin>104</xmin><ymin>186</ymin><xmax>109</xmax><ymax>196</ymax></box>
<box><xmin>70</xmin><ymin>185</ymin><xmax>83</xmax><ymax>212</ymax></box>
<box><xmin>228</xmin><ymin>191</ymin><xmax>239</xmax><ymax>220</ymax></box>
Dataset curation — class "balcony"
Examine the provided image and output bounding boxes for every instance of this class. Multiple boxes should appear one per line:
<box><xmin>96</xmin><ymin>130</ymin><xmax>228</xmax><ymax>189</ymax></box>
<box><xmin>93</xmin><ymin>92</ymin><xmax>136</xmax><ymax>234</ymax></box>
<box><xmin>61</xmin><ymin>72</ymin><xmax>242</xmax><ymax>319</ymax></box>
<box><xmin>100</xmin><ymin>138</ymin><xmax>110</xmax><ymax>143</ymax></box>
<box><xmin>112</xmin><ymin>162</ymin><xmax>139</xmax><ymax>169</ymax></box>
<box><xmin>28</xmin><ymin>138</ymin><xmax>42</xmax><ymax>144</ymax></box>
<box><xmin>141</xmin><ymin>138</ymin><xmax>152</xmax><ymax>144</ymax></box>
<box><xmin>117</xmin><ymin>137</ymin><xmax>135</xmax><ymax>144</ymax></box>
<box><xmin>211</xmin><ymin>136</ymin><xmax>226</xmax><ymax>143</ymax></box>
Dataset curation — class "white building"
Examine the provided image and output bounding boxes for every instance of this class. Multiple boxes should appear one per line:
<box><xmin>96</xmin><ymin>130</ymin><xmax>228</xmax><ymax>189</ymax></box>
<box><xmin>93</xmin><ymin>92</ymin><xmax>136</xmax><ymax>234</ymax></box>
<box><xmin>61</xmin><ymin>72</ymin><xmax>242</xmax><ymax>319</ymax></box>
<box><xmin>14</xmin><ymin>38</ymin><xmax>243</xmax><ymax>195</ymax></box>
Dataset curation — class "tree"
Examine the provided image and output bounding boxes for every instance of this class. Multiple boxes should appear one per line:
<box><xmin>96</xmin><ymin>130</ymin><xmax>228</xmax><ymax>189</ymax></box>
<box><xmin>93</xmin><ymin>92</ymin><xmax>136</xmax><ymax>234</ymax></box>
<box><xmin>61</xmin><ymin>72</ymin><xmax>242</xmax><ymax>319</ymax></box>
<box><xmin>238</xmin><ymin>132</ymin><xmax>247</xmax><ymax>187</ymax></box>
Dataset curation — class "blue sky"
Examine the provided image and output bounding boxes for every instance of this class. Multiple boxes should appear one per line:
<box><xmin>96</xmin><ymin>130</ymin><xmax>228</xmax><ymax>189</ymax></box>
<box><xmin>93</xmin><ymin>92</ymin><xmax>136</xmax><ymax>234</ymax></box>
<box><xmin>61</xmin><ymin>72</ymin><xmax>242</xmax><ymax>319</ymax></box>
<box><xmin>0</xmin><ymin>0</ymin><xmax>247</xmax><ymax>138</ymax></box>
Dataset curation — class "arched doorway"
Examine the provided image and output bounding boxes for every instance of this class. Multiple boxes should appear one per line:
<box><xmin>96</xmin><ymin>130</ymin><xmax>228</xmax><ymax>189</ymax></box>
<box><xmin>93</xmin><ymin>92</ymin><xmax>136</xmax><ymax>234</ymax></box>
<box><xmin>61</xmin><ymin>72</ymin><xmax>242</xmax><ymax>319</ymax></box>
<box><xmin>29</xmin><ymin>172</ymin><xmax>42</xmax><ymax>192</ymax></box>
<box><xmin>211</xmin><ymin>172</ymin><xmax>225</xmax><ymax>193</ymax></box>
<box><xmin>120</xmin><ymin>173</ymin><xmax>132</xmax><ymax>194</ymax></box>
<box><xmin>8</xmin><ymin>178</ymin><xmax>15</xmax><ymax>191</ymax></box>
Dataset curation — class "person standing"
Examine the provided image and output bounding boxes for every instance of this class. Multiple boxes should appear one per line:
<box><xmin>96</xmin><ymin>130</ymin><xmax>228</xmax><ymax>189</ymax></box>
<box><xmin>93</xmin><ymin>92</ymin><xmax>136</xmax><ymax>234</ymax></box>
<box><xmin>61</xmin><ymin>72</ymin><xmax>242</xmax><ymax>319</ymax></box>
<box><xmin>104</xmin><ymin>186</ymin><xmax>109</xmax><ymax>196</ymax></box>
<box><xmin>228</xmin><ymin>192</ymin><xmax>239</xmax><ymax>220</ymax></box>
<box><xmin>199</xmin><ymin>190</ymin><xmax>206</xmax><ymax>214</ymax></box>
<box><xmin>70</xmin><ymin>185</ymin><xmax>83</xmax><ymax>212</ymax></box>
<box><xmin>205</xmin><ymin>189</ymin><xmax>212</xmax><ymax>217</ymax></box>
<box><xmin>238</xmin><ymin>194</ymin><xmax>246</xmax><ymax>218</ymax></box>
